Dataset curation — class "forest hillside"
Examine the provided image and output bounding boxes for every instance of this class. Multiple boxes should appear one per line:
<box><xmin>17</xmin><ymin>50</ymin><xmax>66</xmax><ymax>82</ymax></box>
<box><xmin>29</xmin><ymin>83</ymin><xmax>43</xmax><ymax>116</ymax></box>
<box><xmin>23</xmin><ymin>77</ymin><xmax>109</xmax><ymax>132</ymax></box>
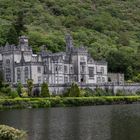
<box><xmin>0</xmin><ymin>0</ymin><xmax>140</xmax><ymax>80</ymax></box>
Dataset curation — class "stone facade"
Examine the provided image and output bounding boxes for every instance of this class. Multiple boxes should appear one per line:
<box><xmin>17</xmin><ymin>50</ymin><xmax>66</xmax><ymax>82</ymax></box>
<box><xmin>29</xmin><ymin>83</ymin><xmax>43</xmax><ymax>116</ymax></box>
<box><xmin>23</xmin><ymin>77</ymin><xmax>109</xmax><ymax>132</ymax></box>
<box><xmin>0</xmin><ymin>35</ymin><xmax>108</xmax><ymax>87</ymax></box>
<box><xmin>108</xmin><ymin>73</ymin><xmax>124</xmax><ymax>85</ymax></box>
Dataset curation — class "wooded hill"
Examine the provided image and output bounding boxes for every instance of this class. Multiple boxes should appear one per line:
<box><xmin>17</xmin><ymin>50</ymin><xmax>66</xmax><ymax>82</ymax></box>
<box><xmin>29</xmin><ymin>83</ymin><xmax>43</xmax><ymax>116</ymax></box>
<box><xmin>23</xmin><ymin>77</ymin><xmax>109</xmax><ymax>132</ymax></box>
<box><xmin>0</xmin><ymin>0</ymin><xmax>140</xmax><ymax>81</ymax></box>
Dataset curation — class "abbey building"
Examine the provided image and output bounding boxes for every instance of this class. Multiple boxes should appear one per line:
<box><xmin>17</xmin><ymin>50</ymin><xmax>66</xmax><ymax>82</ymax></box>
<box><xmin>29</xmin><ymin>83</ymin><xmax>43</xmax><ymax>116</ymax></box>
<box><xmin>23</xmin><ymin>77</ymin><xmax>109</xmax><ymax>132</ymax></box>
<box><xmin>0</xmin><ymin>35</ymin><xmax>108</xmax><ymax>86</ymax></box>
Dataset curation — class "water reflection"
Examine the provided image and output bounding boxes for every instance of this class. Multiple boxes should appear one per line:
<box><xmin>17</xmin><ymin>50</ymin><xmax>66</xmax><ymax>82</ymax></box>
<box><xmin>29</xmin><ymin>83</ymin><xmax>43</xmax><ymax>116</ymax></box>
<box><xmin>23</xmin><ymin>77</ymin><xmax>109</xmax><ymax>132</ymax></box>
<box><xmin>110</xmin><ymin>105</ymin><xmax>140</xmax><ymax>140</ymax></box>
<box><xmin>0</xmin><ymin>104</ymin><xmax>140</xmax><ymax>140</ymax></box>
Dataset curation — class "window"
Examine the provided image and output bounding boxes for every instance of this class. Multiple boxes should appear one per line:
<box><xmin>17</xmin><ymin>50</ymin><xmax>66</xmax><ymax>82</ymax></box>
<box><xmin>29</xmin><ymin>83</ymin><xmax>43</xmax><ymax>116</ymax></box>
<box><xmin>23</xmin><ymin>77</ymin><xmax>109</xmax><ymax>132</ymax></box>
<box><xmin>38</xmin><ymin>76</ymin><xmax>41</xmax><ymax>83</ymax></box>
<box><xmin>64</xmin><ymin>65</ymin><xmax>68</xmax><ymax>73</ymax></box>
<box><xmin>70</xmin><ymin>66</ymin><xmax>73</xmax><ymax>73</ymax></box>
<box><xmin>64</xmin><ymin>77</ymin><xmax>68</xmax><ymax>83</ymax></box>
<box><xmin>97</xmin><ymin>77</ymin><xmax>101</xmax><ymax>83</ymax></box>
<box><xmin>24</xmin><ymin>67</ymin><xmax>29</xmax><ymax>81</ymax></box>
<box><xmin>58</xmin><ymin>65</ymin><xmax>62</xmax><ymax>71</ymax></box>
<box><xmin>17</xmin><ymin>68</ymin><xmax>21</xmax><ymax>82</ymax></box>
<box><xmin>6</xmin><ymin>59</ymin><xmax>10</xmax><ymax>65</ymax></box>
<box><xmin>102</xmin><ymin>77</ymin><xmax>105</xmax><ymax>83</ymax></box>
<box><xmin>80</xmin><ymin>65</ymin><xmax>85</xmax><ymax>73</ymax></box>
<box><xmin>88</xmin><ymin>67</ymin><xmax>94</xmax><ymax>77</ymax></box>
<box><xmin>5</xmin><ymin>68</ymin><xmax>11</xmax><ymax>82</ymax></box>
<box><xmin>37</xmin><ymin>67</ymin><xmax>41</xmax><ymax>73</ymax></box>
<box><xmin>55</xmin><ymin>64</ymin><xmax>58</xmax><ymax>72</ymax></box>
<box><xmin>44</xmin><ymin>66</ymin><xmax>49</xmax><ymax>74</ymax></box>
<box><xmin>80</xmin><ymin>57</ymin><xmax>85</xmax><ymax>62</ymax></box>
<box><xmin>101</xmin><ymin>67</ymin><xmax>104</xmax><ymax>74</ymax></box>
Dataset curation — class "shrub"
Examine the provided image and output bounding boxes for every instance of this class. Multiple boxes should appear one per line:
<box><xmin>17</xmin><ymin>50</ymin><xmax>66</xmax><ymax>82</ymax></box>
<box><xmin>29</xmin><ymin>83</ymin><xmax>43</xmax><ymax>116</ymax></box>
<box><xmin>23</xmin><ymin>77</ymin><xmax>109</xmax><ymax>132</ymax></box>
<box><xmin>27</xmin><ymin>79</ymin><xmax>33</xmax><ymax>96</ymax></box>
<box><xmin>16</xmin><ymin>82</ymin><xmax>23</xmax><ymax>96</ymax></box>
<box><xmin>94</xmin><ymin>88</ymin><xmax>106</xmax><ymax>96</ymax></box>
<box><xmin>116</xmin><ymin>90</ymin><xmax>125</xmax><ymax>96</ymax></box>
<box><xmin>38</xmin><ymin>99</ymin><xmax>51</xmax><ymax>108</ymax></box>
<box><xmin>10</xmin><ymin>90</ymin><xmax>19</xmax><ymax>98</ymax></box>
<box><xmin>66</xmin><ymin>83</ymin><xmax>81</xmax><ymax>97</ymax></box>
<box><xmin>41</xmin><ymin>82</ymin><xmax>50</xmax><ymax>97</ymax></box>
<box><xmin>21</xmin><ymin>88</ymin><xmax>28</xmax><ymax>98</ymax></box>
<box><xmin>0</xmin><ymin>125</ymin><xmax>26</xmax><ymax>140</ymax></box>
<box><xmin>136</xmin><ymin>91</ymin><xmax>140</xmax><ymax>95</ymax></box>
<box><xmin>84</xmin><ymin>88</ymin><xmax>95</xmax><ymax>97</ymax></box>
<box><xmin>1</xmin><ymin>86</ymin><xmax>12</xmax><ymax>96</ymax></box>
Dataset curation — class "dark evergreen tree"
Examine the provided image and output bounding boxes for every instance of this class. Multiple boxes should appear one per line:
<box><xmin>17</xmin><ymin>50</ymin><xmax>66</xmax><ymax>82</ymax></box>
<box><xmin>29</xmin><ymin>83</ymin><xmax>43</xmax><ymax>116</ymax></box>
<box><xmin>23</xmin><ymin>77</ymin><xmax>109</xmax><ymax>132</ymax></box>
<box><xmin>6</xmin><ymin>26</ymin><xmax>18</xmax><ymax>45</ymax></box>
<box><xmin>16</xmin><ymin>82</ymin><xmax>23</xmax><ymax>96</ymax></box>
<box><xmin>41</xmin><ymin>82</ymin><xmax>50</xmax><ymax>97</ymax></box>
<box><xmin>68</xmin><ymin>82</ymin><xmax>81</xmax><ymax>97</ymax></box>
<box><xmin>0</xmin><ymin>70</ymin><xmax>4</xmax><ymax>89</ymax></box>
<box><xmin>14</xmin><ymin>10</ymin><xmax>27</xmax><ymax>36</ymax></box>
<box><xmin>27</xmin><ymin>79</ymin><xmax>33</xmax><ymax>96</ymax></box>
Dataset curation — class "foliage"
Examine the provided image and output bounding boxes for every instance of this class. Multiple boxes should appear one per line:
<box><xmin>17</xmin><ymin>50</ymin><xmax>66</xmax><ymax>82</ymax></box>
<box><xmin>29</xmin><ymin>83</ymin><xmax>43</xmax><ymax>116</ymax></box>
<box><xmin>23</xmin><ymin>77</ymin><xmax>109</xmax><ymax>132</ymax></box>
<box><xmin>26</xmin><ymin>79</ymin><xmax>33</xmax><ymax>96</ymax></box>
<box><xmin>66</xmin><ymin>83</ymin><xmax>81</xmax><ymax>97</ymax></box>
<box><xmin>116</xmin><ymin>90</ymin><xmax>125</xmax><ymax>96</ymax></box>
<box><xmin>82</xmin><ymin>88</ymin><xmax>95</xmax><ymax>97</ymax></box>
<box><xmin>0</xmin><ymin>96</ymin><xmax>140</xmax><ymax>109</ymax></box>
<box><xmin>21</xmin><ymin>88</ymin><xmax>28</xmax><ymax>98</ymax></box>
<box><xmin>0</xmin><ymin>86</ymin><xmax>11</xmax><ymax>96</ymax></box>
<box><xmin>10</xmin><ymin>90</ymin><xmax>19</xmax><ymax>99</ymax></box>
<box><xmin>16</xmin><ymin>82</ymin><xmax>23</xmax><ymax>96</ymax></box>
<box><xmin>41</xmin><ymin>82</ymin><xmax>50</xmax><ymax>97</ymax></box>
<box><xmin>133</xmin><ymin>74</ymin><xmax>140</xmax><ymax>82</ymax></box>
<box><xmin>0</xmin><ymin>70</ymin><xmax>4</xmax><ymax>88</ymax></box>
<box><xmin>0</xmin><ymin>0</ymin><xmax>140</xmax><ymax>80</ymax></box>
<box><xmin>0</xmin><ymin>125</ymin><xmax>26</xmax><ymax>140</ymax></box>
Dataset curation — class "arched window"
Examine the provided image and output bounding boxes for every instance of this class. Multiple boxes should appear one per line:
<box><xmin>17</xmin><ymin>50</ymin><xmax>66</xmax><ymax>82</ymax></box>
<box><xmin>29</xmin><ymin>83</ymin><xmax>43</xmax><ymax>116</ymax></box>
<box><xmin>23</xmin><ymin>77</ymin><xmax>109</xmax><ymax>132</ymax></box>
<box><xmin>6</xmin><ymin>59</ymin><xmax>10</xmax><ymax>65</ymax></box>
<box><xmin>24</xmin><ymin>67</ymin><xmax>29</xmax><ymax>82</ymax></box>
<box><xmin>5</xmin><ymin>68</ymin><xmax>11</xmax><ymax>82</ymax></box>
<box><xmin>17</xmin><ymin>68</ymin><xmax>21</xmax><ymax>82</ymax></box>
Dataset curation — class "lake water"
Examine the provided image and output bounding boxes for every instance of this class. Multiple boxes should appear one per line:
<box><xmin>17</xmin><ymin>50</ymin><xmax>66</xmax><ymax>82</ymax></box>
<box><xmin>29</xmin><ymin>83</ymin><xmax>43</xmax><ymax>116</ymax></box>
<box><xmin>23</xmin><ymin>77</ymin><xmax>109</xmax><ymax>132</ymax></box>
<box><xmin>0</xmin><ymin>104</ymin><xmax>140</xmax><ymax>140</ymax></box>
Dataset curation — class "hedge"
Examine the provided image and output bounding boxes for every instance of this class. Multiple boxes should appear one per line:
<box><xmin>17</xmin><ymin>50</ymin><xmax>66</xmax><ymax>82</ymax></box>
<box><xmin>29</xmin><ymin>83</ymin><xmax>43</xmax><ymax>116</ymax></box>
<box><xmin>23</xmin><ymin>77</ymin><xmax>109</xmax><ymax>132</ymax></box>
<box><xmin>0</xmin><ymin>96</ymin><xmax>140</xmax><ymax>110</ymax></box>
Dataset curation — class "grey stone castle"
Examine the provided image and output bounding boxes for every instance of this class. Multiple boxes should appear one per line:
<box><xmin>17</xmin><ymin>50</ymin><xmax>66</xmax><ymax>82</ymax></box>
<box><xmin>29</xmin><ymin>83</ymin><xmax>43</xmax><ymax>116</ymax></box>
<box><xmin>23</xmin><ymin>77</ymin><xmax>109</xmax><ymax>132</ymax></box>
<box><xmin>0</xmin><ymin>35</ymin><xmax>125</xmax><ymax>93</ymax></box>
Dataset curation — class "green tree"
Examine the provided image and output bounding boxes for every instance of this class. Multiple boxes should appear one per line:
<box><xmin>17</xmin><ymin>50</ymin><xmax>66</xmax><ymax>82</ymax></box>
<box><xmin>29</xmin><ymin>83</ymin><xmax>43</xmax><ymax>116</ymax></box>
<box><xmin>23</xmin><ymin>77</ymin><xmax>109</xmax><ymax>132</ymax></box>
<box><xmin>106</xmin><ymin>49</ymin><xmax>134</xmax><ymax>80</ymax></box>
<box><xmin>6</xmin><ymin>25</ymin><xmax>18</xmax><ymax>45</ymax></box>
<box><xmin>10</xmin><ymin>90</ymin><xmax>19</xmax><ymax>98</ymax></box>
<box><xmin>117</xmin><ymin>32</ymin><xmax>130</xmax><ymax>46</ymax></box>
<box><xmin>41</xmin><ymin>82</ymin><xmax>50</xmax><ymax>97</ymax></box>
<box><xmin>68</xmin><ymin>82</ymin><xmax>81</xmax><ymax>97</ymax></box>
<box><xmin>14</xmin><ymin>10</ymin><xmax>27</xmax><ymax>36</ymax></box>
<box><xmin>126</xmin><ymin>66</ymin><xmax>133</xmax><ymax>80</ymax></box>
<box><xmin>0</xmin><ymin>70</ymin><xmax>4</xmax><ymax>88</ymax></box>
<box><xmin>16</xmin><ymin>82</ymin><xmax>23</xmax><ymax>96</ymax></box>
<box><xmin>27</xmin><ymin>79</ymin><xmax>33</xmax><ymax>96</ymax></box>
<box><xmin>133</xmin><ymin>74</ymin><xmax>140</xmax><ymax>83</ymax></box>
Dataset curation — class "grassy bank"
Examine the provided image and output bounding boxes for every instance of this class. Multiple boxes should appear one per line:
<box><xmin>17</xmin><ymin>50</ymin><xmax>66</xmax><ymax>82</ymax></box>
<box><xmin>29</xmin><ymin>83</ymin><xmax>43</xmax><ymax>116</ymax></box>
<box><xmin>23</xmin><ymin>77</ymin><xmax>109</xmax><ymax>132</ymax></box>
<box><xmin>0</xmin><ymin>96</ymin><xmax>140</xmax><ymax>110</ymax></box>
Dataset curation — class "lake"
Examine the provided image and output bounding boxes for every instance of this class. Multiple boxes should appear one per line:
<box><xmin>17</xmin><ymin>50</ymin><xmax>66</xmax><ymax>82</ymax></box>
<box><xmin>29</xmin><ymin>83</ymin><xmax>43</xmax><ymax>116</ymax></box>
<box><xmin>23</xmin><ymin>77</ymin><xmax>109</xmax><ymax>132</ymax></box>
<box><xmin>0</xmin><ymin>104</ymin><xmax>140</xmax><ymax>140</ymax></box>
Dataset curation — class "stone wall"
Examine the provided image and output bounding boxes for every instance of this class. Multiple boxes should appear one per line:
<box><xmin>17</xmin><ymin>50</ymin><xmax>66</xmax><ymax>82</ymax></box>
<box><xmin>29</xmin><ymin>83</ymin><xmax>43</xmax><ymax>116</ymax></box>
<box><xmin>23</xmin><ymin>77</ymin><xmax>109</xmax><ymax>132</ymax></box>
<box><xmin>48</xmin><ymin>83</ymin><xmax>140</xmax><ymax>95</ymax></box>
<box><xmin>14</xmin><ymin>83</ymin><xmax>140</xmax><ymax>95</ymax></box>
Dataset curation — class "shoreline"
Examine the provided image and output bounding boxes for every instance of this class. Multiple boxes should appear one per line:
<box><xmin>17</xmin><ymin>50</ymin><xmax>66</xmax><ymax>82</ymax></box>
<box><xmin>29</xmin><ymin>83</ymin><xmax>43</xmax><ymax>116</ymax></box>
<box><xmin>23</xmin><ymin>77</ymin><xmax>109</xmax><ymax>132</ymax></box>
<box><xmin>0</xmin><ymin>96</ymin><xmax>140</xmax><ymax>110</ymax></box>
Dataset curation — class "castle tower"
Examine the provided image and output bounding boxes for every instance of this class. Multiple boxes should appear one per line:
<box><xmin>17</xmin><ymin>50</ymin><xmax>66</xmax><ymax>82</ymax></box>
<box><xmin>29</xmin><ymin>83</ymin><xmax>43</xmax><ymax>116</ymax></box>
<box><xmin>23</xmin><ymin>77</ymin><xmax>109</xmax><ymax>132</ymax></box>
<box><xmin>65</xmin><ymin>34</ymin><xmax>73</xmax><ymax>52</ymax></box>
<box><xmin>19</xmin><ymin>36</ymin><xmax>29</xmax><ymax>51</ymax></box>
